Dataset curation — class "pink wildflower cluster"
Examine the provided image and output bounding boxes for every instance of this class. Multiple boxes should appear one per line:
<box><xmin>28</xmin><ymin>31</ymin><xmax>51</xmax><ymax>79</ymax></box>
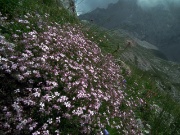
<box><xmin>0</xmin><ymin>13</ymin><xmax>140</xmax><ymax>134</ymax></box>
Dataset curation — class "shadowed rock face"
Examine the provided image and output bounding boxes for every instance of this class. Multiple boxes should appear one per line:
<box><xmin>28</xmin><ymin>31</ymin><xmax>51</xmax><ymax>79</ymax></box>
<box><xmin>59</xmin><ymin>0</ymin><xmax>76</xmax><ymax>14</ymax></box>
<box><xmin>79</xmin><ymin>0</ymin><xmax>180</xmax><ymax>63</ymax></box>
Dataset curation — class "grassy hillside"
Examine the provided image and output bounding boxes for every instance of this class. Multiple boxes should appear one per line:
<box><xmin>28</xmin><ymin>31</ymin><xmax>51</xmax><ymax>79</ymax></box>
<box><xmin>0</xmin><ymin>0</ymin><xmax>180</xmax><ymax>134</ymax></box>
<box><xmin>81</xmin><ymin>22</ymin><xmax>180</xmax><ymax>134</ymax></box>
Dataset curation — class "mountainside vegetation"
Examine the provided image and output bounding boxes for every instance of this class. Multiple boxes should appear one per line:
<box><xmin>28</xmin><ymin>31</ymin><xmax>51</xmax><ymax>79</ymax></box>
<box><xmin>0</xmin><ymin>0</ymin><xmax>180</xmax><ymax>135</ymax></box>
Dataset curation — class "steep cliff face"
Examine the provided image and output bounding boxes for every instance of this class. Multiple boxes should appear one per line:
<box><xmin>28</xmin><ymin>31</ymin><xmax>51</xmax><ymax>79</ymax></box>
<box><xmin>59</xmin><ymin>0</ymin><xmax>76</xmax><ymax>14</ymax></box>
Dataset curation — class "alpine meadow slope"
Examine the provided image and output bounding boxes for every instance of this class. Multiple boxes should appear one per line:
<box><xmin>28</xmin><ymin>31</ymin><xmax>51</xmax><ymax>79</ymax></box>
<box><xmin>0</xmin><ymin>0</ymin><xmax>180</xmax><ymax>135</ymax></box>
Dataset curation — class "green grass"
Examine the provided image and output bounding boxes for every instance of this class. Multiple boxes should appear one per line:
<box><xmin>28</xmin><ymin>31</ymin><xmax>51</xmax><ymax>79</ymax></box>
<box><xmin>0</xmin><ymin>0</ymin><xmax>78</xmax><ymax>23</ymax></box>
<box><xmin>0</xmin><ymin>0</ymin><xmax>78</xmax><ymax>41</ymax></box>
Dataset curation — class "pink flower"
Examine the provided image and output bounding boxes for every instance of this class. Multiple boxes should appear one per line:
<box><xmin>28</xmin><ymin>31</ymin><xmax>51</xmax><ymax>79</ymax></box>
<box><xmin>64</xmin><ymin>101</ymin><xmax>71</xmax><ymax>108</ymax></box>
<box><xmin>32</xmin><ymin>131</ymin><xmax>40</xmax><ymax>135</ymax></box>
<box><xmin>11</xmin><ymin>64</ymin><xmax>17</xmax><ymax>70</ymax></box>
<box><xmin>33</xmin><ymin>91</ymin><xmax>40</xmax><ymax>97</ymax></box>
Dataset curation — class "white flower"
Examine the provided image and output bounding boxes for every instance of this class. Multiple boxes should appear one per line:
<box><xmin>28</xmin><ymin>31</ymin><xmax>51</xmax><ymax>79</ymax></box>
<box><xmin>64</xmin><ymin>101</ymin><xmax>71</xmax><ymax>108</ymax></box>
<box><xmin>144</xmin><ymin>130</ymin><xmax>150</xmax><ymax>134</ymax></box>
<box><xmin>12</xmin><ymin>102</ymin><xmax>20</xmax><ymax>111</ymax></box>
<box><xmin>88</xmin><ymin>110</ymin><xmax>94</xmax><ymax>116</ymax></box>
<box><xmin>32</xmin><ymin>131</ymin><xmax>40</xmax><ymax>135</ymax></box>
<box><xmin>54</xmin><ymin>92</ymin><xmax>60</xmax><ymax>96</ymax></box>
<box><xmin>55</xmin><ymin>129</ymin><xmax>60</xmax><ymax>134</ymax></box>
<box><xmin>40</xmin><ymin>102</ymin><xmax>45</xmax><ymax>108</ymax></box>
<box><xmin>52</xmin><ymin>81</ymin><xmax>58</xmax><ymax>87</ymax></box>
<box><xmin>47</xmin><ymin>118</ymin><xmax>52</xmax><ymax>124</ymax></box>
<box><xmin>68</xmin><ymin>76</ymin><xmax>72</xmax><ymax>80</ymax></box>
<box><xmin>41</xmin><ymin>57</ymin><xmax>46</xmax><ymax>62</ymax></box>
<box><xmin>146</xmin><ymin>124</ymin><xmax>151</xmax><ymax>129</ymax></box>
<box><xmin>14</xmin><ymin>89</ymin><xmax>20</xmax><ymax>93</ymax></box>
<box><xmin>24</xmin><ymin>15</ymin><xmax>28</xmax><ymax>18</ymax></box>
<box><xmin>56</xmin><ymin>117</ymin><xmax>61</xmax><ymax>123</ymax></box>
<box><xmin>33</xmin><ymin>92</ymin><xmax>40</xmax><ymax>97</ymax></box>
<box><xmin>60</xmin><ymin>53</ymin><xmax>65</xmax><ymax>57</ymax></box>
<box><xmin>43</xmin><ymin>130</ymin><xmax>50</xmax><ymax>134</ymax></box>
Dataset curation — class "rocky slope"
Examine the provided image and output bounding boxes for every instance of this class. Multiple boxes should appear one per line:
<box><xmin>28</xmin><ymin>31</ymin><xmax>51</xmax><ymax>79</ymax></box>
<box><xmin>114</xmin><ymin>29</ymin><xmax>180</xmax><ymax>101</ymax></box>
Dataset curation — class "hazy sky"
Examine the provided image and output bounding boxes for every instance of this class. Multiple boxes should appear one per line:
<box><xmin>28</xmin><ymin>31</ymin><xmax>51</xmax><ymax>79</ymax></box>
<box><xmin>75</xmin><ymin>0</ymin><xmax>118</xmax><ymax>15</ymax></box>
<box><xmin>137</xmin><ymin>0</ymin><xmax>180</xmax><ymax>8</ymax></box>
<box><xmin>76</xmin><ymin>0</ymin><xmax>180</xmax><ymax>15</ymax></box>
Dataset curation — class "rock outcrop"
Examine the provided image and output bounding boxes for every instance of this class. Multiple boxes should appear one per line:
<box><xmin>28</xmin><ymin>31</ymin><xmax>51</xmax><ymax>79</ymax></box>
<box><xmin>59</xmin><ymin>0</ymin><xmax>76</xmax><ymax>14</ymax></box>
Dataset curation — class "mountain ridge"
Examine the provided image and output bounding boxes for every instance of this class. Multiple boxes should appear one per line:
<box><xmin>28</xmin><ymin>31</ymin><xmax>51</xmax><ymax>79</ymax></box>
<box><xmin>79</xmin><ymin>0</ymin><xmax>180</xmax><ymax>63</ymax></box>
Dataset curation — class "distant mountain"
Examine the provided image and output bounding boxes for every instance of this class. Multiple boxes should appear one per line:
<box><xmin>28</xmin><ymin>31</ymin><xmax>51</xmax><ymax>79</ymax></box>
<box><xmin>79</xmin><ymin>0</ymin><xmax>180</xmax><ymax>63</ymax></box>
